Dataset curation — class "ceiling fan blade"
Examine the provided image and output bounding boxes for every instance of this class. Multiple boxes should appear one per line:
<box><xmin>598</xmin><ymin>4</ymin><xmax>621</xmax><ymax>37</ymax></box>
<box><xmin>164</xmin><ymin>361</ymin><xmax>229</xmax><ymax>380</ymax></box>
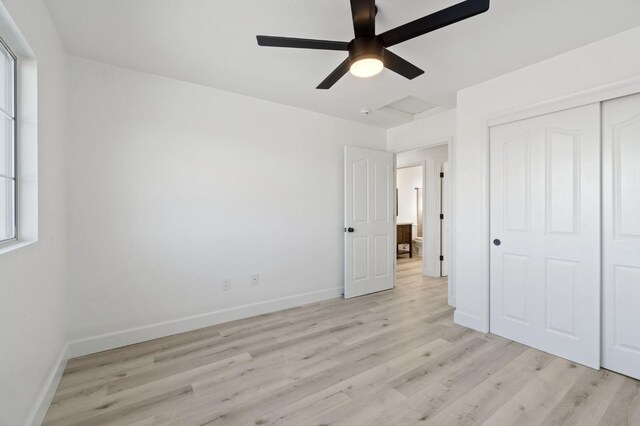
<box><xmin>256</xmin><ymin>35</ymin><xmax>349</xmax><ymax>51</ymax></box>
<box><xmin>379</xmin><ymin>0</ymin><xmax>489</xmax><ymax>47</ymax></box>
<box><xmin>316</xmin><ymin>58</ymin><xmax>351</xmax><ymax>89</ymax></box>
<box><xmin>350</xmin><ymin>0</ymin><xmax>376</xmax><ymax>38</ymax></box>
<box><xmin>383</xmin><ymin>49</ymin><xmax>424</xmax><ymax>80</ymax></box>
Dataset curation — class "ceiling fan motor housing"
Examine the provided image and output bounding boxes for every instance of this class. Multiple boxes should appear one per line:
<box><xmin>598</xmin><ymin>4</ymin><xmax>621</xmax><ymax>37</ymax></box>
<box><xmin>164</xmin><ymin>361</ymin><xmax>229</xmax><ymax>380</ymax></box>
<box><xmin>256</xmin><ymin>0</ymin><xmax>491</xmax><ymax>88</ymax></box>
<box><xmin>348</xmin><ymin>37</ymin><xmax>384</xmax><ymax>64</ymax></box>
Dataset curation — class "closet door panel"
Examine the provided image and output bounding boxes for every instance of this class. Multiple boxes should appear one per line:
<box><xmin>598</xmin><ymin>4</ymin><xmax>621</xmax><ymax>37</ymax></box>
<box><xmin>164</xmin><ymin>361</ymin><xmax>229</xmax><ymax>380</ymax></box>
<box><xmin>490</xmin><ymin>103</ymin><xmax>601</xmax><ymax>368</ymax></box>
<box><xmin>602</xmin><ymin>93</ymin><xmax>640</xmax><ymax>380</ymax></box>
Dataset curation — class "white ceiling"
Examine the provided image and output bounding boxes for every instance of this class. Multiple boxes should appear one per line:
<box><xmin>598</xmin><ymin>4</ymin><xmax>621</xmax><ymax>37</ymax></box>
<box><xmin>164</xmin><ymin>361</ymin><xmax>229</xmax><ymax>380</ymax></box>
<box><xmin>45</xmin><ymin>0</ymin><xmax>640</xmax><ymax>128</ymax></box>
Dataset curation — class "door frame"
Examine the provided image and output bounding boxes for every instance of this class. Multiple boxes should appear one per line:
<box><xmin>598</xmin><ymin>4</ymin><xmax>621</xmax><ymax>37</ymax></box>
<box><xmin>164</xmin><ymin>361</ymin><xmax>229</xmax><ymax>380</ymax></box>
<box><xmin>435</xmin><ymin>158</ymin><xmax>448</xmax><ymax>278</ymax></box>
<box><xmin>480</xmin><ymin>76</ymin><xmax>640</xmax><ymax>335</ymax></box>
<box><xmin>396</xmin><ymin>163</ymin><xmax>424</xmax><ymax>264</ymax></box>
<box><xmin>396</xmin><ymin>162</ymin><xmax>426</xmax><ymax>276</ymax></box>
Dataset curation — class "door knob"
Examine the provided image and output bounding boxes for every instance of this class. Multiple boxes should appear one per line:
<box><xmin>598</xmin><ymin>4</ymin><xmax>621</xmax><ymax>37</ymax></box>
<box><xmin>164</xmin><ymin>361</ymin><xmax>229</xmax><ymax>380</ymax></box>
<box><xmin>493</xmin><ymin>239</ymin><xmax>501</xmax><ymax>246</ymax></box>
<box><xmin>345</xmin><ymin>227</ymin><xmax>355</xmax><ymax>233</ymax></box>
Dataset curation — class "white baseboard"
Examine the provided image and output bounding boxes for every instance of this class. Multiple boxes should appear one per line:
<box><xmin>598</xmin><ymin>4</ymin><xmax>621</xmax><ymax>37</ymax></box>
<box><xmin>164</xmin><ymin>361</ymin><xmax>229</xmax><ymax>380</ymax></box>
<box><xmin>67</xmin><ymin>287</ymin><xmax>343</xmax><ymax>359</ymax></box>
<box><xmin>26</xmin><ymin>344</ymin><xmax>68</xmax><ymax>426</ymax></box>
<box><xmin>423</xmin><ymin>266</ymin><xmax>440</xmax><ymax>278</ymax></box>
<box><xmin>454</xmin><ymin>309</ymin><xmax>488</xmax><ymax>333</ymax></box>
<box><xmin>447</xmin><ymin>295</ymin><xmax>456</xmax><ymax>308</ymax></box>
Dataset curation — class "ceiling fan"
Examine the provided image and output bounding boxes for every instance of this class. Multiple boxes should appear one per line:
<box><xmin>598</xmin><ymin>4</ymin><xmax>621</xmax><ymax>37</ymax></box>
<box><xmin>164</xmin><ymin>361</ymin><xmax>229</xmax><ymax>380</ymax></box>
<box><xmin>256</xmin><ymin>0</ymin><xmax>490</xmax><ymax>89</ymax></box>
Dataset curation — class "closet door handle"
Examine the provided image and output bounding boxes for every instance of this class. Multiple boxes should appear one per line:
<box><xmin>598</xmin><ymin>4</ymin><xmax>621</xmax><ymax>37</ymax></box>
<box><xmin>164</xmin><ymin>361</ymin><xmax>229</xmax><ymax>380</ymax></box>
<box><xmin>493</xmin><ymin>239</ymin><xmax>501</xmax><ymax>246</ymax></box>
<box><xmin>345</xmin><ymin>227</ymin><xmax>355</xmax><ymax>233</ymax></box>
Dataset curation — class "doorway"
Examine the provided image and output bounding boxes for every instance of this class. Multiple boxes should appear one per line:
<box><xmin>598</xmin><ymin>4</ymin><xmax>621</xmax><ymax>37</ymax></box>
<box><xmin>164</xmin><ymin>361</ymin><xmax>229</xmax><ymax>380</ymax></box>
<box><xmin>396</xmin><ymin>165</ymin><xmax>423</xmax><ymax>260</ymax></box>
<box><xmin>396</xmin><ymin>144</ymin><xmax>449</xmax><ymax>279</ymax></box>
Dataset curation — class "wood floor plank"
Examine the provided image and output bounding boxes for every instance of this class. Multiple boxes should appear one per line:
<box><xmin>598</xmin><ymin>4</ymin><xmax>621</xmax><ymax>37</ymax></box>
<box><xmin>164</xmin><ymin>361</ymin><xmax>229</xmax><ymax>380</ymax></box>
<box><xmin>45</xmin><ymin>385</ymin><xmax>194</xmax><ymax>426</ymax></box>
<box><xmin>597</xmin><ymin>379</ymin><xmax>640</xmax><ymax>426</ymax></box>
<box><xmin>396</xmin><ymin>339</ymin><xmax>528</xmax><ymax>423</ymax></box>
<box><xmin>422</xmin><ymin>348</ymin><xmax>556</xmax><ymax>425</ymax></box>
<box><xmin>481</xmin><ymin>357</ymin><xmax>585</xmax><ymax>425</ymax></box>
<box><xmin>43</xmin><ymin>257</ymin><xmax>640</xmax><ymax>426</ymax></box>
<box><xmin>541</xmin><ymin>368</ymin><xmax>625</xmax><ymax>426</ymax></box>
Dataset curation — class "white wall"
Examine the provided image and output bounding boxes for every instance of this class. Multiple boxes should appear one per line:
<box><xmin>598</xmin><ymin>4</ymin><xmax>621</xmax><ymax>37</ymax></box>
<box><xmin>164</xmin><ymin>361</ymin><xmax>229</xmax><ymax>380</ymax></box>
<box><xmin>396</xmin><ymin>166</ymin><xmax>422</xmax><ymax>227</ymax></box>
<box><xmin>387</xmin><ymin>109</ymin><xmax>456</xmax><ymax>153</ymax></box>
<box><xmin>397</xmin><ymin>145</ymin><xmax>448</xmax><ymax>279</ymax></box>
<box><xmin>455</xmin><ymin>25</ymin><xmax>640</xmax><ymax>333</ymax></box>
<box><xmin>65</xmin><ymin>57</ymin><xmax>386</xmax><ymax>354</ymax></box>
<box><xmin>0</xmin><ymin>0</ymin><xmax>69</xmax><ymax>425</ymax></box>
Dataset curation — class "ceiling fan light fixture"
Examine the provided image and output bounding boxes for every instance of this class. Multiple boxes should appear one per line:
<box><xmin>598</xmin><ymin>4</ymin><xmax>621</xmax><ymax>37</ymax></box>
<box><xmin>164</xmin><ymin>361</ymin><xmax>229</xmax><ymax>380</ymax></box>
<box><xmin>257</xmin><ymin>0</ymin><xmax>491</xmax><ymax>89</ymax></box>
<box><xmin>349</xmin><ymin>57</ymin><xmax>384</xmax><ymax>78</ymax></box>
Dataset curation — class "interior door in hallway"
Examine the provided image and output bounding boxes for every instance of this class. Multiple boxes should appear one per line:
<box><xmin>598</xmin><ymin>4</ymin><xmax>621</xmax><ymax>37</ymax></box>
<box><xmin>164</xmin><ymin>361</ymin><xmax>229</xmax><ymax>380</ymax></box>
<box><xmin>602</xmin><ymin>93</ymin><xmax>640</xmax><ymax>380</ymax></box>
<box><xmin>489</xmin><ymin>104</ymin><xmax>601</xmax><ymax>368</ymax></box>
<box><xmin>344</xmin><ymin>146</ymin><xmax>395</xmax><ymax>298</ymax></box>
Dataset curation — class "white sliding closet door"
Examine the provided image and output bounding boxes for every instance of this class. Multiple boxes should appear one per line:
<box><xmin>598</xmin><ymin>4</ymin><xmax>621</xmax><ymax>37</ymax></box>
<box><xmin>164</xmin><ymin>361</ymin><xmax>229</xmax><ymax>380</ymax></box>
<box><xmin>490</xmin><ymin>104</ymin><xmax>601</xmax><ymax>368</ymax></box>
<box><xmin>602</xmin><ymin>94</ymin><xmax>640</xmax><ymax>380</ymax></box>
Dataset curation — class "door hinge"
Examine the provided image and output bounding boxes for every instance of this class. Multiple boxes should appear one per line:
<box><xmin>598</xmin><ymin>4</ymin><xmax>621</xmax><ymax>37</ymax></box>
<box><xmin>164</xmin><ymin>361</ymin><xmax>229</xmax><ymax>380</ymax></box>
<box><xmin>440</xmin><ymin>172</ymin><xmax>444</xmax><ymax>178</ymax></box>
<box><xmin>439</xmin><ymin>255</ymin><xmax>444</xmax><ymax>261</ymax></box>
<box><xmin>440</xmin><ymin>213</ymin><xmax>444</xmax><ymax>220</ymax></box>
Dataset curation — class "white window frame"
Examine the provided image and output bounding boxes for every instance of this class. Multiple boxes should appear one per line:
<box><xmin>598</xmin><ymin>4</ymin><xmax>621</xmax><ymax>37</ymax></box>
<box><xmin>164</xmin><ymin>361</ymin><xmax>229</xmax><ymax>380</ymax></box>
<box><xmin>0</xmin><ymin>35</ymin><xmax>16</xmax><ymax>247</ymax></box>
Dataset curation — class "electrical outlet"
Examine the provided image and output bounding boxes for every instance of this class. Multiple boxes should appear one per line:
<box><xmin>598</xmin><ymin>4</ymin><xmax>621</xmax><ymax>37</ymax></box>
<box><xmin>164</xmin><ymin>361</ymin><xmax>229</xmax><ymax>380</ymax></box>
<box><xmin>251</xmin><ymin>273</ymin><xmax>260</xmax><ymax>286</ymax></box>
<box><xmin>222</xmin><ymin>277</ymin><xmax>231</xmax><ymax>291</ymax></box>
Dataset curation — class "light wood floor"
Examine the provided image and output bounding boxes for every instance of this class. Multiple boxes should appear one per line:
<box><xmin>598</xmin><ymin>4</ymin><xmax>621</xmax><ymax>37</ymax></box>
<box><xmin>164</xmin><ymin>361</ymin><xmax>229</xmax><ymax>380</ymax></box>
<box><xmin>44</xmin><ymin>257</ymin><xmax>640</xmax><ymax>425</ymax></box>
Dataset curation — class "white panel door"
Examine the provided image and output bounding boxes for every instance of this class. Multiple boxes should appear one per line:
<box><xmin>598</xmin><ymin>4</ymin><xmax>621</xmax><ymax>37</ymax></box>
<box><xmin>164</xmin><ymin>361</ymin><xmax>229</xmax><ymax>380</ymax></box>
<box><xmin>441</xmin><ymin>161</ymin><xmax>450</xmax><ymax>277</ymax></box>
<box><xmin>490</xmin><ymin>104</ymin><xmax>601</xmax><ymax>368</ymax></box>
<box><xmin>602</xmin><ymin>93</ymin><xmax>640</xmax><ymax>380</ymax></box>
<box><xmin>344</xmin><ymin>146</ymin><xmax>395</xmax><ymax>298</ymax></box>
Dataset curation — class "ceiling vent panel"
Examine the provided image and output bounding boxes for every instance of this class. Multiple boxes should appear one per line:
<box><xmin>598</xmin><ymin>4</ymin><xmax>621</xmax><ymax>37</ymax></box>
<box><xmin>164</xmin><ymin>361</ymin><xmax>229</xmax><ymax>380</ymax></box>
<box><xmin>384</xmin><ymin>95</ymin><xmax>437</xmax><ymax>115</ymax></box>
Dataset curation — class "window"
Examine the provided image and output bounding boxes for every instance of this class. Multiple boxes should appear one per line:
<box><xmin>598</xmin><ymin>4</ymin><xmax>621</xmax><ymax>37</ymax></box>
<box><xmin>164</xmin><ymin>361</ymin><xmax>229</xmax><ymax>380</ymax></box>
<box><xmin>0</xmin><ymin>37</ymin><xmax>16</xmax><ymax>245</ymax></box>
